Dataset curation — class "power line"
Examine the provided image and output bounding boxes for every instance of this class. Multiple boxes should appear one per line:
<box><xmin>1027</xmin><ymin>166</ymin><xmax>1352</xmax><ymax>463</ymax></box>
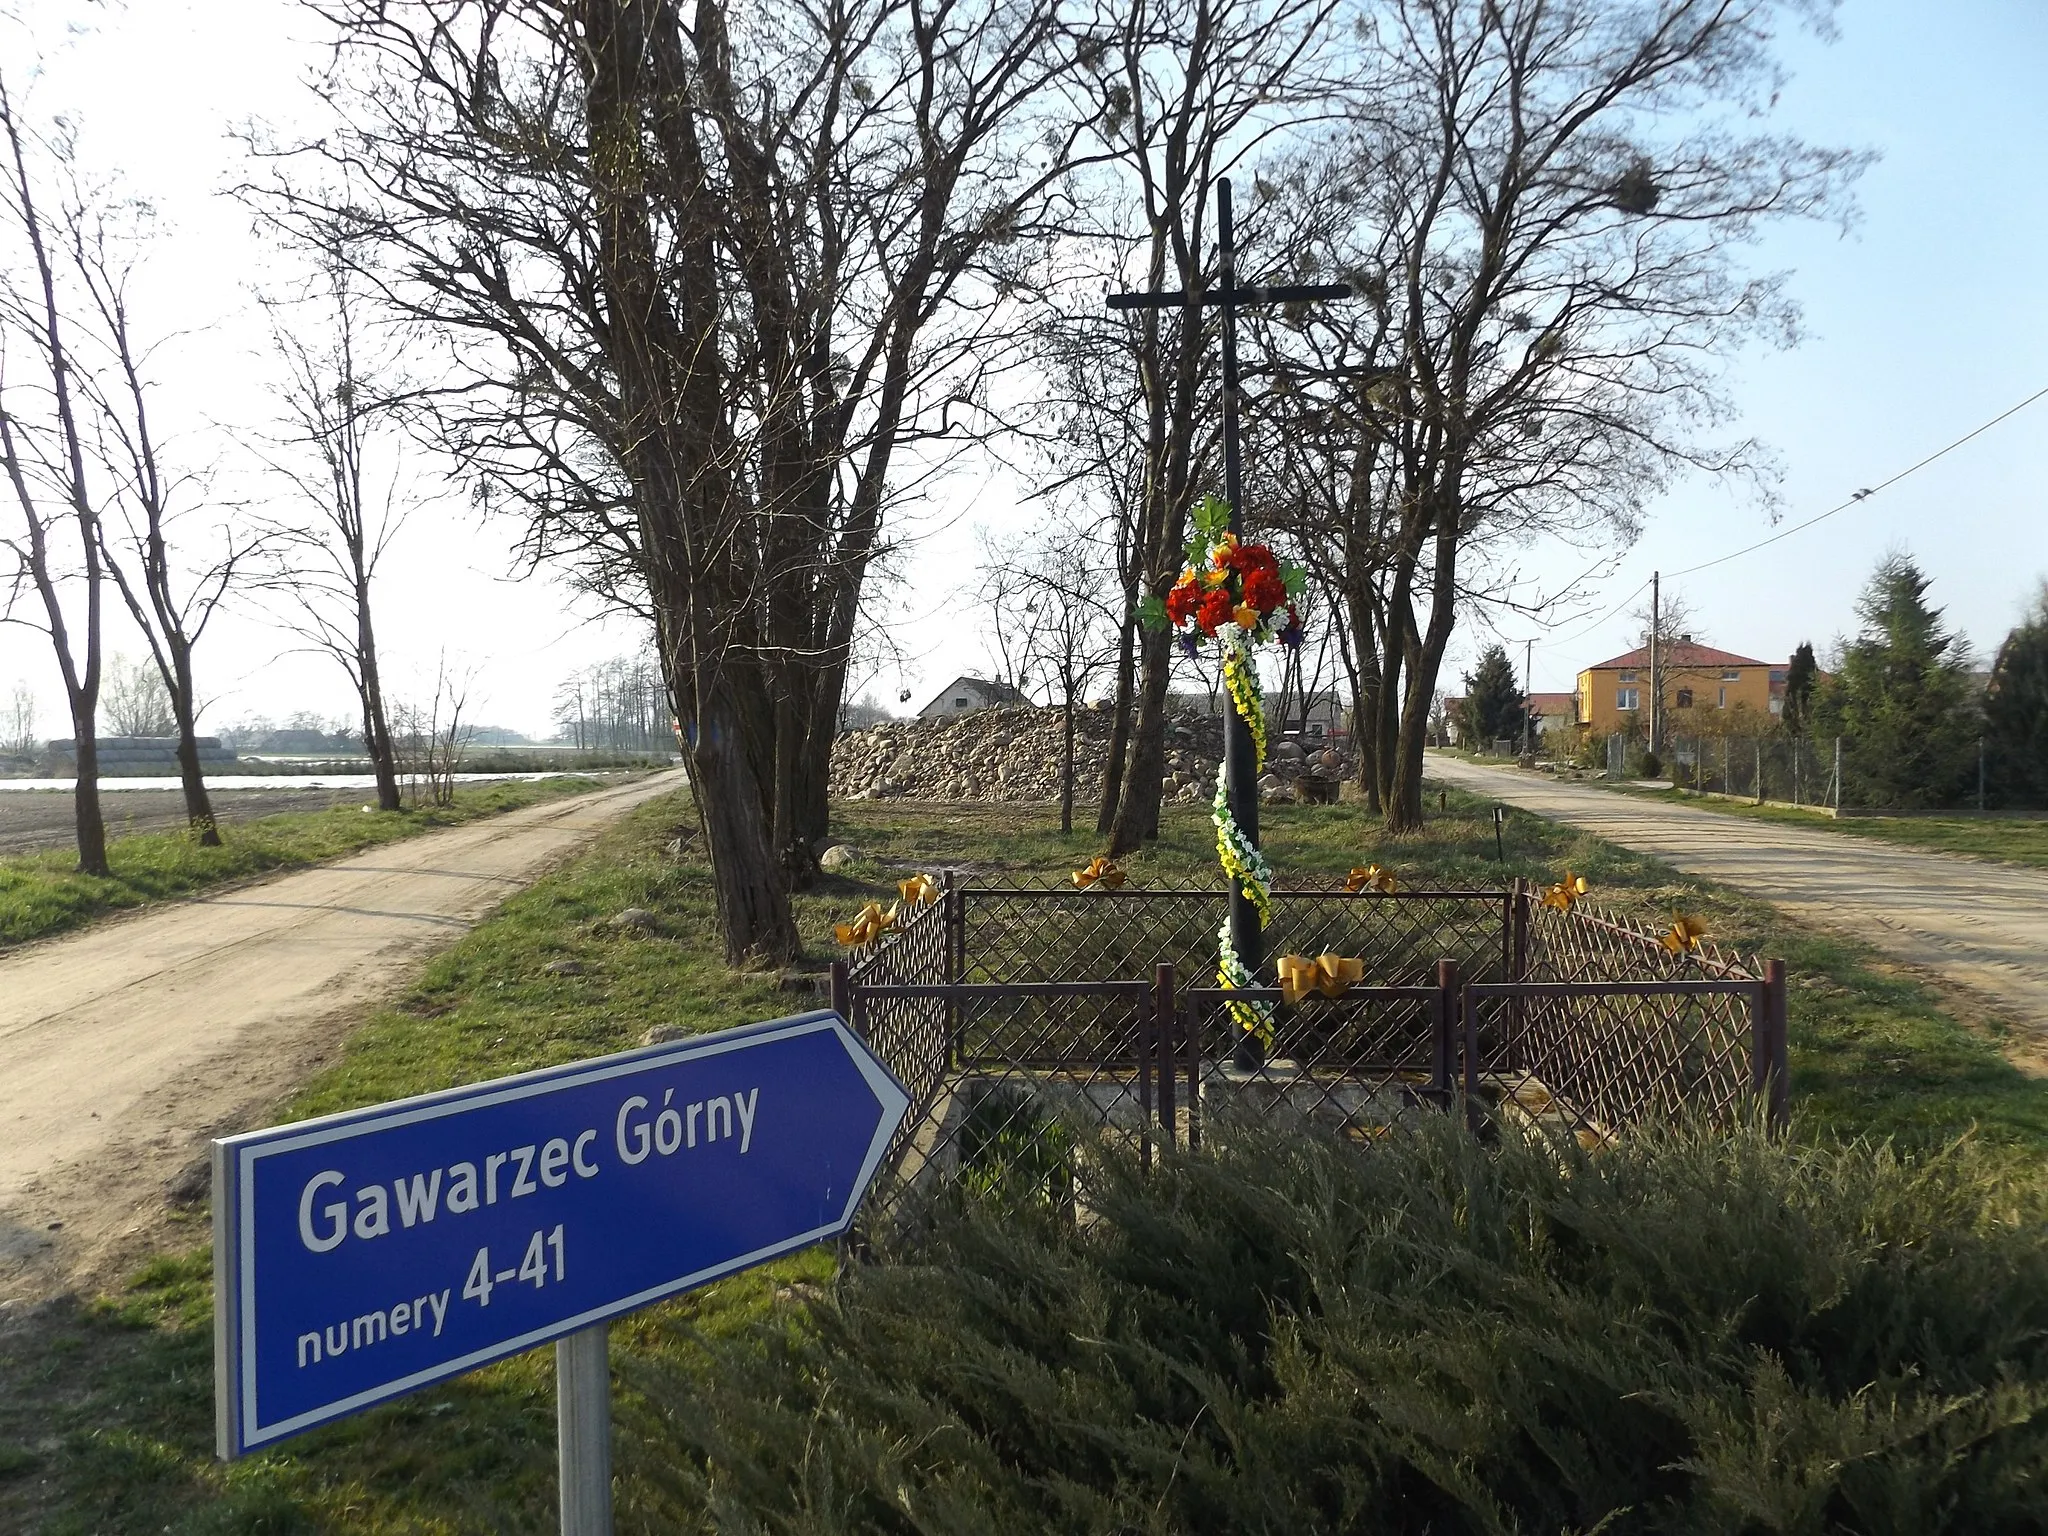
<box><xmin>1498</xmin><ymin>380</ymin><xmax>2048</xmax><ymax>675</ymax></box>
<box><xmin>1667</xmin><ymin>381</ymin><xmax>2048</xmax><ymax>579</ymax></box>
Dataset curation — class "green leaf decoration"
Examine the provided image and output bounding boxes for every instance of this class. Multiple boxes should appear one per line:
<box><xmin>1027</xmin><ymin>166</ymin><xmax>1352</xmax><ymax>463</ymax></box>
<box><xmin>1137</xmin><ymin>593</ymin><xmax>1170</xmax><ymax>631</ymax></box>
<box><xmin>1281</xmin><ymin>562</ymin><xmax>1307</xmax><ymax>597</ymax></box>
<box><xmin>1191</xmin><ymin>494</ymin><xmax>1232</xmax><ymax>541</ymax></box>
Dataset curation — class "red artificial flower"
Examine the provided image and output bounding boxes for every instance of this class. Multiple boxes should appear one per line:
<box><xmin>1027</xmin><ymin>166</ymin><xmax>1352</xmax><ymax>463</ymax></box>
<box><xmin>1194</xmin><ymin>586</ymin><xmax>1234</xmax><ymax>636</ymax></box>
<box><xmin>1224</xmin><ymin>540</ymin><xmax>1280</xmax><ymax>577</ymax></box>
<box><xmin>1165</xmin><ymin>577</ymin><xmax>1201</xmax><ymax>627</ymax></box>
<box><xmin>1243</xmin><ymin>566</ymin><xmax>1287</xmax><ymax>612</ymax></box>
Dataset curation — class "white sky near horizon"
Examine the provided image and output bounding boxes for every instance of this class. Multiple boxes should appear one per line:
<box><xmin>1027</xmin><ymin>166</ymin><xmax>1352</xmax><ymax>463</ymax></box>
<box><xmin>1</xmin><ymin>0</ymin><xmax>2044</xmax><ymax>741</ymax></box>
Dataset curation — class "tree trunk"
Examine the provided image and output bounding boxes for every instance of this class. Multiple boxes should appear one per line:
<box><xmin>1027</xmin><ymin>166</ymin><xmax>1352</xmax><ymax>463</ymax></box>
<box><xmin>68</xmin><ymin>704</ymin><xmax>109</xmax><ymax>876</ymax></box>
<box><xmin>1385</xmin><ymin>520</ymin><xmax>1459</xmax><ymax>833</ymax></box>
<box><xmin>1060</xmin><ymin>681</ymin><xmax>1076</xmax><ymax>836</ymax></box>
<box><xmin>168</xmin><ymin>662</ymin><xmax>220</xmax><ymax>846</ymax></box>
<box><xmin>1096</xmin><ymin>597</ymin><xmax>1137</xmax><ymax>835</ymax></box>
<box><xmin>689</xmin><ymin>693</ymin><xmax>800</xmax><ymax>964</ymax></box>
<box><xmin>1106</xmin><ymin>626</ymin><xmax>1172</xmax><ymax>857</ymax></box>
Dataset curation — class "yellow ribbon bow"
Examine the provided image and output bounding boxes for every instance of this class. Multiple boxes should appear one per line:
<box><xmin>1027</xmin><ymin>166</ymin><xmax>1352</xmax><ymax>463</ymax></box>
<box><xmin>1540</xmin><ymin>872</ymin><xmax>1590</xmax><ymax>912</ymax></box>
<box><xmin>1276</xmin><ymin>952</ymin><xmax>1367</xmax><ymax>1005</ymax></box>
<box><xmin>1660</xmin><ymin>913</ymin><xmax>1708</xmax><ymax>955</ymax></box>
<box><xmin>898</xmin><ymin>873</ymin><xmax>940</xmax><ymax>909</ymax></box>
<box><xmin>1072</xmin><ymin>855</ymin><xmax>1127</xmax><ymax>891</ymax></box>
<box><xmin>1345</xmin><ymin>864</ymin><xmax>1398</xmax><ymax>894</ymax></box>
<box><xmin>833</xmin><ymin>900</ymin><xmax>899</xmax><ymax>948</ymax></box>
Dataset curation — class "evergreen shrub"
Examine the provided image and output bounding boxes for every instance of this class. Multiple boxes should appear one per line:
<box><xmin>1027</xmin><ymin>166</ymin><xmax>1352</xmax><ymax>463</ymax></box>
<box><xmin>620</xmin><ymin>1120</ymin><xmax>2048</xmax><ymax>1534</ymax></box>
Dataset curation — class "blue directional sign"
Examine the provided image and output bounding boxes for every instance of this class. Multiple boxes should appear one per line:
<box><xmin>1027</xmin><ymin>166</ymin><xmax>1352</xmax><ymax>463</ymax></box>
<box><xmin>212</xmin><ymin>1010</ymin><xmax>910</xmax><ymax>1457</ymax></box>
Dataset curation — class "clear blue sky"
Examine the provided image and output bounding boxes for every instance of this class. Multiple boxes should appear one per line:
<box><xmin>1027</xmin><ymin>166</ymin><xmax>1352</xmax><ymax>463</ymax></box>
<box><xmin>1</xmin><ymin>0</ymin><xmax>2041</xmax><ymax>733</ymax></box>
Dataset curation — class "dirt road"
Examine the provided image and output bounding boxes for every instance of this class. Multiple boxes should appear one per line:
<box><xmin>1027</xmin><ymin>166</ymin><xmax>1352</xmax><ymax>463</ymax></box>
<box><xmin>0</xmin><ymin>771</ymin><xmax>685</xmax><ymax>1302</ymax></box>
<box><xmin>1426</xmin><ymin>752</ymin><xmax>2048</xmax><ymax>1036</ymax></box>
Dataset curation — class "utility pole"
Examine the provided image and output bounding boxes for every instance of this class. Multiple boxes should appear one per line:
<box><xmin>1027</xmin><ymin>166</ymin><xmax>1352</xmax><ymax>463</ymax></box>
<box><xmin>1522</xmin><ymin>638</ymin><xmax>1534</xmax><ymax>758</ymax></box>
<box><xmin>1107</xmin><ymin>179</ymin><xmax>1351</xmax><ymax>1067</ymax></box>
<box><xmin>1648</xmin><ymin>571</ymin><xmax>1661</xmax><ymax>757</ymax></box>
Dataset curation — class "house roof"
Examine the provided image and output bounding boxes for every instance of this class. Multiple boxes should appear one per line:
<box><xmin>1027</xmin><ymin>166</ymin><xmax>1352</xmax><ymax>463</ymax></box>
<box><xmin>1584</xmin><ymin>642</ymin><xmax>1770</xmax><ymax>672</ymax></box>
<box><xmin>1526</xmin><ymin>692</ymin><xmax>1577</xmax><ymax>713</ymax></box>
<box><xmin>920</xmin><ymin>675</ymin><xmax>1030</xmax><ymax>711</ymax></box>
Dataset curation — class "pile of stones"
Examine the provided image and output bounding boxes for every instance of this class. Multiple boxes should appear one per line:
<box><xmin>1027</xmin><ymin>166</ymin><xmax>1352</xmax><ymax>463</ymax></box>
<box><xmin>831</xmin><ymin>704</ymin><xmax>1221</xmax><ymax>805</ymax></box>
<box><xmin>831</xmin><ymin>704</ymin><xmax>1351</xmax><ymax>806</ymax></box>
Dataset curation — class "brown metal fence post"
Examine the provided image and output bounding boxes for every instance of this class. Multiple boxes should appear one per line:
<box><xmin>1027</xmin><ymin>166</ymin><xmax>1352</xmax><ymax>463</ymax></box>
<box><xmin>1432</xmin><ymin>959</ymin><xmax>1458</xmax><ymax>1114</ymax></box>
<box><xmin>1762</xmin><ymin>958</ymin><xmax>1790</xmax><ymax>1132</ymax></box>
<box><xmin>829</xmin><ymin>960</ymin><xmax>850</xmax><ymax>1024</ymax></box>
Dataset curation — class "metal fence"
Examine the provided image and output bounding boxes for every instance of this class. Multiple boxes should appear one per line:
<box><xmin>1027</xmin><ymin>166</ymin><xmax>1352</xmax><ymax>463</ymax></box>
<box><xmin>1665</xmin><ymin>734</ymin><xmax>1841</xmax><ymax>809</ymax></box>
<box><xmin>835</xmin><ymin>878</ymin><xmax>1787</xmax><ymax>1226</ymax></box>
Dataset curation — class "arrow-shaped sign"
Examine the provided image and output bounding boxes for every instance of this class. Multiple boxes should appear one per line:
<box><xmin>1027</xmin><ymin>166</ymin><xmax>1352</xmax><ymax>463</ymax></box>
<box><xmin>213</xmin><ymin>1009</ymin><xmax>909</xmax><ymax>1457</ymax></box>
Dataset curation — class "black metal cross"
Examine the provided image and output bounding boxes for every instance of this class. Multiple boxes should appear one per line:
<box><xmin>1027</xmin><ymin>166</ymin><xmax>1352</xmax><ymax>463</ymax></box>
<box><xmin>1107</xmin><ymin>177</ymin><xmax>1350</xmax><ymax>1058</ymax></box>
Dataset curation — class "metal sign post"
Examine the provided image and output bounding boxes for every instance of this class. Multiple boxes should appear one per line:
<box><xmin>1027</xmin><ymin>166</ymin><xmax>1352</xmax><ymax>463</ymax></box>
<box><xmin>213</xmin><ymin>1009</ymin><xmax>910</xmax><ymax>1533</ymax></box>
<box><xmin>557</xmin><ymin>1324</ymin><xmax>613</xmax><ymax>1534</ymax></box>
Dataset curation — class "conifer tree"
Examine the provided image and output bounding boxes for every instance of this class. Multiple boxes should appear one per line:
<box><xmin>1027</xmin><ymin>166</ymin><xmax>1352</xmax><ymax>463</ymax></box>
<box><xmin>1984</xmin><ymin>582</ymin><xmax>2048</xmax><ymax>807</ymax></box>
<box><xmin>1782</xmin><ymin>641</ymin><xmax>1818</xmax><ymax>735</ymax></box>
<box><xmin>1816</xmin><ymin>553</ymin><xmax>1978</xmax><ymax>807</ymax></box>
<box><xmin>1458</xmin><ymin>644</ymin><xmax>1526</xmax><ymax>749</ymax></box>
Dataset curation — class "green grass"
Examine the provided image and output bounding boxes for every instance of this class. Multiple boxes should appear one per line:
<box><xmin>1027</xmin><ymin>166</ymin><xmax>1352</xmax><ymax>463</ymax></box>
<box><xmin>0</xmin><ymin>776</ymin><xmax>625</xmax><ymax>949</ymax></box>
<box><xmin>5</xmin><ymin>782</ymin><xmax>2046</xmax><ymax>1532</ymax></box>
<box><xmin>1590</xmin><ymin>777</ymin><xmax>2048</xmax><ymax>870</ymax></box>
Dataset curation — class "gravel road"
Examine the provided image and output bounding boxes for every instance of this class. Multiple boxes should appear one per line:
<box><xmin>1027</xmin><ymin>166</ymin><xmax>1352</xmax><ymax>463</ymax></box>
<box><xmin>0</xmin><ymin>770</ymin><xmax>686</xmax><ymax>1303</ymax></box>
<box><xmin>1426</xmin><ymin>752</ymin><xmax>2048</xmax><ymax>1039</ymax></box>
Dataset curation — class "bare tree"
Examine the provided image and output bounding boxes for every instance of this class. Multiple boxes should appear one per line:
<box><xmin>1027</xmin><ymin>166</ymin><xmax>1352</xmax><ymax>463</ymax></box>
<box><xmin>3</xmin><ymin>677</ymin><xmax>34</xmax><ymax>755</ymax></box>
<box><xmin>1259</xmin><ymin>0</ymin><xmax>1862</xmax><ymax>831</ymax></box>
<box><xmin>979</xmin><ymin>517</ymin><xmax>1118</xmax><ymax>832</ymax></box>
<box><xmin>48</xmin><ymin>190</ymin><xmax>262</xmax><ymax>844</ymax></box>
<box><xmin>251</xmin><ymin>0</ymin><xmax>1109</xmax><ymax>961</ymax></box>
<box><xmin>0</xmin><ymin>69</ymin><xmax>109</xmax><ymax>873</ymax></box>
<box><xmin>100</xmin><ymin>653</ymin><xmax>175</xmax><ymax>735</ymax></box>
<box><xmin>394</xmin><ymin>652</ymin><xmax>476</xmax><ymax>807</ymax></box>
<box><xmin>552</xmin><ymin>649</ymin><xmax>669</xmax><ymax>753</ymax></box>
<box><xmin>255</xmin><ymin>254</ymin><xmax>406</xmax><ymax>811</ymax></box>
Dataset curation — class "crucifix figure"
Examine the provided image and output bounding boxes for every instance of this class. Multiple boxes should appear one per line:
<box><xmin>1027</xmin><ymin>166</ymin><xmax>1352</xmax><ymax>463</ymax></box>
<box><xmin>1108</xmin><ymin>177</ymin><xmax>1350</xmax><ymax>1059</ymax></box>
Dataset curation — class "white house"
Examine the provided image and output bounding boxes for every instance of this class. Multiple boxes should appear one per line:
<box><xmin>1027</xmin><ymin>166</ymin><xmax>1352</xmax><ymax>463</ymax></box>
<box><xmin>917</xmin><ymin>676</ymin><xmax>1032</xmax><ymax>719</ymax></box>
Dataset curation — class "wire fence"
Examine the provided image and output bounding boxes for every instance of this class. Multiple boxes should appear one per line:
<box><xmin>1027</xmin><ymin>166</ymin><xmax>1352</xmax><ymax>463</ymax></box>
<box><xmin>833</xmin><ymin>879</ymin><xmax>1787</xmax><ymax>1230</ymax></box>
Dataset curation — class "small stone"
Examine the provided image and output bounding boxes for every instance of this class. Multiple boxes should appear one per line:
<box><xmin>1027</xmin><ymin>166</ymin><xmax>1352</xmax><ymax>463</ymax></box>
<box><xmin>167</xmin><ymin>1157</ymin><xmax>210</xmax><ymax>1206</ymax></box>
<box><xmin>642</xmin><ymin>1022</ymin><xmax>690</xmax><ymax>1045</ymax></box>
<box><xmin>608</xmin><ymin>907</ymin><xmax>661</xmax><ymax>934</ymax></box>
<box><xmin>818</xmin><ymin>845</ymin><xmax>861</xmax><ymax>872</ymax></box>
<box><xmin>544</xmin><ymin>958</ymin><xmax>586</xmax><ymax>976</ymax></box>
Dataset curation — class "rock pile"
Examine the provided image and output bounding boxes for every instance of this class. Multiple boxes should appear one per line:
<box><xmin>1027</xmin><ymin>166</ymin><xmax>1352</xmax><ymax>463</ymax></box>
<box><xmin>830</xmin><ymin>705</ymin><xmax>1354</xmax><ymax>806</ymax></box>
<box><xmin>831</xmin><ymin>705</ymin><xmax>1227</xmax><ymax>805</ymax></box>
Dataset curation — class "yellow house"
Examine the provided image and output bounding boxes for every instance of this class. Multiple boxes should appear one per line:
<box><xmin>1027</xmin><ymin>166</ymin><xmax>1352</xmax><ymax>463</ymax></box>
<box><xmin>1576</xmin><ymin>642</ymin><xmax>1787</xmax><ymax>735</ymax></box>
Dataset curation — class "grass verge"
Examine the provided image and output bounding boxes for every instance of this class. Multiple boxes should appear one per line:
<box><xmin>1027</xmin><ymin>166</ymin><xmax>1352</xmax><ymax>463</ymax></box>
<box><xmin>4</xmin><ymin>782</ymin><xmax>2045</xmax><ymax>1531</ymax></box>
<box><xmin>1587</xmin><ymin>776</ymin><xmax>2048</xmax><ymax>870</ymax></box>
<box><xmin>0</xmin><ymin>776</ymin><xmax>628</xmax><ymax>949</ymax></box>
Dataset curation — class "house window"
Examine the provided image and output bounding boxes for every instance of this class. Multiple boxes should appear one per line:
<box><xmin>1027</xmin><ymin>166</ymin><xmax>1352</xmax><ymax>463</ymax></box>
<box><xmin>1769</xmin><ymin>668</ymin><xmax>1787</xmax><ymax>683</ymax></box>
<box><xmin>954</xmin><ymin>697</ymin><xmax>969</xmax><ymax>709</ymax></box>
<box><xmin>1616</xmin><ymin>688</ymin><xmax>1639</xmax><ymax>710</ymax></box>
<box><xmin>1618</xmin><ymin>670</ymin><xmax>1638</xmax><ymax>683</ymax></box>
<box><xmin>1718</xmin><ymin>687</ymin><xmax>1728</xmax><ymax>708</ymax></box>
<box><xmin>1721</xmin><ymin>670</ymin><xmax>1740</xmax><ymax>682</ymax></box>
<box><xmin>1675</xmin><ymin>688</ymin><xmax>1693</xmax><ymax>709</ymax></box>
